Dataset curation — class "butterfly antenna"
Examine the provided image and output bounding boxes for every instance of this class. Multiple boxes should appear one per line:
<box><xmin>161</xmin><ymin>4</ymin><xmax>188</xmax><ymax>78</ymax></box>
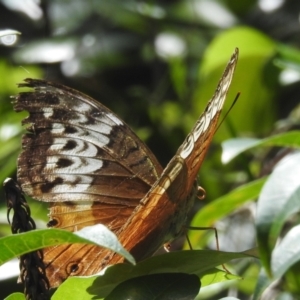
<box><xmin>216</xmin><ymin>92</ymin><xmax>240</xmax><ymax>133</ymax></box>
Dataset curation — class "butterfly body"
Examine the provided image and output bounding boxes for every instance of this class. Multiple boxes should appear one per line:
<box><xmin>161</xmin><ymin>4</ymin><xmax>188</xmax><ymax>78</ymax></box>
<box><xmin>14</xmin><ymin>48</ymin><xmax>238</xmax><ymax>287</ymax></box>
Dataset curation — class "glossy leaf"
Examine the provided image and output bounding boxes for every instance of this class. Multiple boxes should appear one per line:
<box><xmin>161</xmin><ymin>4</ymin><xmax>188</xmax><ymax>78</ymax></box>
<box><xmin>105</xmin><ymin>273</ymin><xmax>200</xmax><ymax>300</ymax></box>
<box><xmin>272</xmin><ymin>225</ymin><xmax>300</xmax><ymax>280</ymax></box>
<box><xmin>256</xmin><ymin>152</ymin><xmax>300</xmax><ymax>274</ymax></box>
<box><xmin>254</xmin><ymin>225</ymin><xmax>300</xmax><ymax>299</ymax></box>
<box><xmin>52</xmin><ymin>249</ymin><xmax>253</xmax><ymax>299</ymax></box>
<box><xmin>0</xmin><ymin>225</ymin><xmax>134</xmax><ymax>266</ymax></box>
<box><xmin>4</xmin><ymin>293</ymin><xmax>25</xmax><ymax>300</ymax></box>
<box><xmin>222</xmin><ymin>131</ymin><xmax>300</xmax><ymax>163</ymax></box>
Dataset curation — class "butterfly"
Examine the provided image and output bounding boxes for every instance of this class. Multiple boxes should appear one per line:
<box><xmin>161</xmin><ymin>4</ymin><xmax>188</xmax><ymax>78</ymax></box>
<box><xmin>13</xmin><ymin>48</ymin><xmax>238</xmax><ymax>288</ymax></box>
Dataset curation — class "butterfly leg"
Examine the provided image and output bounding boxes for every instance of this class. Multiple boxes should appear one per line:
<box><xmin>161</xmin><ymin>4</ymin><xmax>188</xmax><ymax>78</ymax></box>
<box><xmin>186</xmin><ymin>225</ymin><xmax>231</xmax><ymax>274</ymax></box>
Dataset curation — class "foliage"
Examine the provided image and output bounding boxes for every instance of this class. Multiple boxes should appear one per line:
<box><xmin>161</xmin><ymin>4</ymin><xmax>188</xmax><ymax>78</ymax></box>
<box><xmin>1</xmin><ymin>0</ymin><xmax>300</xmax><ymax>299</ymax></box>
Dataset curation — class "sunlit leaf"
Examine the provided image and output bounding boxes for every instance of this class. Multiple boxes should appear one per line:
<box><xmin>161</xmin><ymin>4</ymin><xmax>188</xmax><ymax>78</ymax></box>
<box><xmin>0</xmin><ymin>225</ymin><xmax>134</xmax><ymax>266</ymax></box>
<box><xmin>193</xmin><ymin>26</ymin><xmax>276</xmax><ymax>138</ymax></box>
<box><xmin>253</xmin><ymin>225</ymin><xmax>300</xmax><ymax>299</ymax></box>
<box><xmin>52</xmin><ymin>249</ymin><xmax>253</xmax><ymax>299</ymax></box>
<box><xmin>222</xmin><ymin>131</ymin><xmax>300</xmax><ymax>163</ymax></box>
<box><xmin>4</xmin><ymin>292</ymin><xmax>25</xmax><ymax>300</ymax></box>
<box><xmin>272</xmin><ymin>225</ymin><xmax>300</xmax><ymax>279</ymax></box>
<box><xmin>256</xmin><ymin>152</ymin><xmax>300</xmax><ymax>274</ymax></box>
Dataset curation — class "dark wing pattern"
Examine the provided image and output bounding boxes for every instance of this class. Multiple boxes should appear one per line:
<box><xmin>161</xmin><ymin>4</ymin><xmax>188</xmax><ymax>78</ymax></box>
<box><xmin>13</xmin><ymin>48</ymin><xmax>238</xmax><ymax>288</ymax></box>
<box><xmin>14</xmin><ymin>79</ymin><xmax>163</xmax><ymax>232</ymax></box>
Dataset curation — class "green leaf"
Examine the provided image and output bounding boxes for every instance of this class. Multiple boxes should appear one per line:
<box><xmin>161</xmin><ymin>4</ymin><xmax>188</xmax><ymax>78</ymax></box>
<box><xmin>193</xmin><ymin>26</ymin><xmax>277</xmax><ymax>138</ymax></box>
<box><xmin>0</xmin><ymin>225</ymin><xmax>134</xmax><ymax>266</ymax></box>
<box><xmin>4</xmin><ymin>292</ymin><xmax>25</xmax><ymax>300</ymax></box>
<box><xmin>254</xmin><ymin>225</ymin><xmax>300</xmax><ymax>299</ymax></box>
<box><xmin>169</xmin><ymin>57</ymin><xmax>187</xmax><ymax>99</ymax></box>
<box><xmin>200</xmin><ymin>268</ymin><xmax>239</xmax><ymax>287</ymax></box>
<box><xmin>277</xmin><ymin>44</ymin><xmax>300</xmax><ymax>65</ymax></box>
<box><xmin>222</xmin><ymin>131</ymin><xmax>300</xmax><ymax>163</ymax></box>
<box><xmin>189</xmin><ymin>178</ymin><xmax>267</xmax><ymax>247</ymax></box>
<box><xmin>52</xmin><ymin>249</ymin><xmax>254</xmax><ymax>299</ymax></box>
<box><xmin>272</xmin><ymin>225</ymin><xmax>300</xmax><ymax>280</ymax></box>
<box><xmin>105</xmin><ymin>273</ymin><xmax>200</xmax><ymax>300</ymax></box>
<box><xmin>256</xmin><ymin>152</ymin><xmax>300</xmax><ymax>275</ymax></box>
<box><xmin>221</xmin><ymin>137</ymin><xmax>259</xmax><ymax>163</ymax></box>
<box><xmin>0</xmin><ymin>61</ymin><xmax>42</xmax><ymax>94</ymax></box>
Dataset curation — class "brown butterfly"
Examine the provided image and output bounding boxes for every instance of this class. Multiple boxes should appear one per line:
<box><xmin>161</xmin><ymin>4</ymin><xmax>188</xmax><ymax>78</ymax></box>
<box><xmin>13</xmin><ymin>48</ymin><xmax>238</xmax><ymax>288</ymax></box>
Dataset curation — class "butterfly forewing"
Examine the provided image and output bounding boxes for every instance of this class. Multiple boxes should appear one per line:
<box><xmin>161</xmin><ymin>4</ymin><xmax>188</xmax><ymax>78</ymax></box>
<box><xmin>179</xmin><ymin>49</ymin><xmax>238</xmax><ymax>190</ymax></box>
<box><xmin>13</xmin><ymin>48</ymin><xmax>238</xmax><ymax>288</ymax></box>
<box><xmin>14</xmin><ymin>79</ymin><xmax>163</xmax><ymax>232</ymax></box>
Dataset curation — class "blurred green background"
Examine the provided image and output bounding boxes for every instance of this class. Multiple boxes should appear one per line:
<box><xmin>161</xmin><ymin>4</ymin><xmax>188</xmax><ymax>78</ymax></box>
<box><xmin>1</xmin><ymin>0</ymin><xmax>300</xmax><ymax>299</ymax></box>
